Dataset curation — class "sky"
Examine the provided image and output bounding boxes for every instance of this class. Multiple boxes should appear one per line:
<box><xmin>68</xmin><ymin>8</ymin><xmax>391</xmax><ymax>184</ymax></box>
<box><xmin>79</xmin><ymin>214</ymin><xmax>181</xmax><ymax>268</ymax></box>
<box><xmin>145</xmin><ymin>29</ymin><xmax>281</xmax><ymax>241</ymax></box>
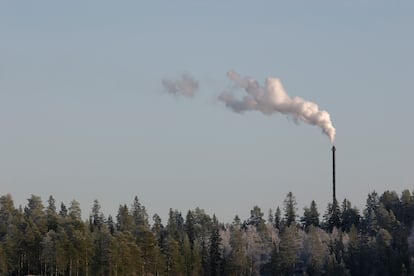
<box><xmin>1</xmin><ymin>1</ymin><xmax>413</xmax><ymax>223</ymax></box>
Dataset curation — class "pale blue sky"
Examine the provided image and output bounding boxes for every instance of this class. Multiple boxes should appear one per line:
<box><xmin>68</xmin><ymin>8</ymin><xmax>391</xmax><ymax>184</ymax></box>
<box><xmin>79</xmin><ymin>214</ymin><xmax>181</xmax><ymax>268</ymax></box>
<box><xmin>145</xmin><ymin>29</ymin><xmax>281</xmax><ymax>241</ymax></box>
<box><xmin>1</xmin><ymin>1</ymin><xmax>413</xmax><ymax>223</ymax></box>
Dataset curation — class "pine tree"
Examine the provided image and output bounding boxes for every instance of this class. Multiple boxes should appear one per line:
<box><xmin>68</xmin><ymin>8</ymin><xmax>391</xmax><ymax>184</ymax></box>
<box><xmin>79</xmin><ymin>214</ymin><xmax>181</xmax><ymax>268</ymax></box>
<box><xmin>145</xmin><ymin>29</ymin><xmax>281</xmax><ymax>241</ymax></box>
<box><xmin>303</xmin><ymin>226</ymin><xmax>327</xmax><ymax>274</ymax></box>
<box><xmin>63</xmin><ymin>208</ymin><xmax>85</xmax><ymax>276</ymax></box>
<box><xmin>274</xmin><ymin>206</ymin><xmax>282</xmax><ymax>229</ymax></box>
<box><xmin>68</xmin><ymin>199</ymin><xmax>82</xmax><ymax>221</ymax></box>
<box><xmin>46</xmin><ymin>195</ymin><xmax>58</xmax><ymax>232</ymax></box>
<box><xmin>268</xmin><ymin>209</ymin><xmax>274</xmax><ymax>227</ymax></box>
<box><xmin>191</xmin><ymin>239</ymin><xmax>203</xmax><ymax>275</ymax></box>
<box><xmin>59</xmin><ymin>202</ymin><xmax>68</xmax><ymax>217</ymax></box>
<box><xmin>301</xmin><ymin>200</ymin><xmax>320</xmax><ymax>231</ymax></box>
<box><xmin>362</xmin><ymin>191</ymin><xmax>380</xmax><ymax>235</ymax></box>
<box><xmin>248</xmin><ymin>206</ymin><xmax>266</xmax><ymax>231</ymax></box>
<box><xmin>185</xmin><ymin>210</ymin><xmax>196</xmax><ymax>246</ymax></box>
<box><xmin>167</xmin><ymin>208</ymin><xmax>185</xmax><ymax>242</ymax></box>
<box><xmin>0</xmin><ymin>245</ymin><xmax>7</xmax><ymax>274</ymax></box>
<box><xmin>284</xmin><ymin>192</ymin><xmax>297</xmax><ymax>227</ymax></box>
<box><xmin>340</xmin><ymin>199</ymin><xmax>360</xmax><ymax>232</ymax></box>
<box><xmin>323</xmin><ymin>200</ymin><xmax>341</xmax><ymax>232</ymax></box>
<box><xmin>116</xmin><ymin>204</ymin><xmax>134</xmax><ymax>233</ymax></box>
<box><xmin>270</xmin><ymin>224</ymin><xmax>301</xmax><ymax>274</ymax></box>
<box><xmin>165</xmin><ymin>237</ymin><xmax>185</xmax><ymax>275</ymax></box>
<box><xmin>228</xmin><ymin>222</ymin><xmax>247</xmax><ymax>275</ymax></box>
<box><xmin>4</xmin><ymin>207</ymin><xmax>26</xmax><ymax>274</ymax></box>
<box><xmin>400</xmin><ymin>189</ymin><xmax>414</xmax><ymax>225</ymax></box>
<box><xmin>91</xmin><ymin>226</ymin><xmax>112</xmax><ymax>275</ymax></box>
<box><xmin>182</xmin><ymin>233</ymin><xmax>193</xmax><ymax>275</ymax></box>
<box><xmin>209</xmin><ymin>221</ymin><xmax>222</xmax><ymax>276</ymax></box>
<box><xmin>90</xmin><ymin>199</ymin><xmax>106</xmax><ymax>231</ymax></box>
<box><xmin>131</xmin><ymin>196</ymin><xmax>149</xmax><ymax>229</ymax></box>
<box><xmin>140</xmin><ymin>228</ymin><xmax>158</xmax><ymax>274</ymax></box>
<box><xmin>152</xmin><ymin>213</ymin><xmax>165</xmax><ymax>248</ymax></box>
<box><xmin>107</xmin><ymin>215</ymin><xmax>115</xmax><ymax>235</ymax></box>
<box><xmin>380</xmin><ymin>190</ymin><xmax>400</xmax><ymax>213</ymax></box>
<box><xmin>0</xmin><ymin>194</ymin><xmax>15</xmax><ymax>238</ymax></box>
<box><xmin>24</xmin><ymin>195</ymin><xmax>47</xmax><ymax>274</ymax></box>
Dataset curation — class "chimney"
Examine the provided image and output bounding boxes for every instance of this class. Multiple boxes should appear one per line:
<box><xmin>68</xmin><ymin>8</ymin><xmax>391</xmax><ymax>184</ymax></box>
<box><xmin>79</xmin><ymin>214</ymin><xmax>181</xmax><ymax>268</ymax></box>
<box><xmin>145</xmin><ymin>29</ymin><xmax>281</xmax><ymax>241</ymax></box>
<box><xmin>332</xmin><ymin>145</ymin><xmax>336</xmax><ymax>204</ymax></box>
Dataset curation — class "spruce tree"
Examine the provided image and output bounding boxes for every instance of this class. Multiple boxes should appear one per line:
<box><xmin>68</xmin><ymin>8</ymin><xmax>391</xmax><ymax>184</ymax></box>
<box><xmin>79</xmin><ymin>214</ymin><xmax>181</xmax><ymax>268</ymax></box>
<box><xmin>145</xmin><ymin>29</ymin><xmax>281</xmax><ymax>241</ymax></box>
<box><xmin>301</xmin><ymin>200</ymin><xmax>320</xmax><ymax>231</ymax></box>
<box><xmin>283</xmin><ymin>192</ymin><xmax>297</xmax><ymax>227</ymax></box>
<box><xmin>209</xmin><ymin>226</ymin><xmax>222</xmax><ymax>276</ymax></box>
<box><xmin>323</xmin><ymin>200</ymin><xmax>341</xmax><ymax>232</ymax></box>
<box><xmin>274</xmin><ymin>206</ymin><xmax>282</xmax><ymax>229</ymax></box>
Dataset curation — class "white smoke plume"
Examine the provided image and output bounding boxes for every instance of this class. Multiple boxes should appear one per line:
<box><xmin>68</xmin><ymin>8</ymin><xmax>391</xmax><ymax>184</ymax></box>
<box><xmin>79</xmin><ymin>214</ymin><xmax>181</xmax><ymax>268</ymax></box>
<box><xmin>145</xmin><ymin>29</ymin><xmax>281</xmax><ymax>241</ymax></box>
<box><xmin>162</xmin><ymin>74</ymin><xmax>199</xmax><ymax>97</ymax></box>
<box><xmin>218</xmin><ymin>70</ymin><xmax>336</xmax><ymax>143</ymax></box>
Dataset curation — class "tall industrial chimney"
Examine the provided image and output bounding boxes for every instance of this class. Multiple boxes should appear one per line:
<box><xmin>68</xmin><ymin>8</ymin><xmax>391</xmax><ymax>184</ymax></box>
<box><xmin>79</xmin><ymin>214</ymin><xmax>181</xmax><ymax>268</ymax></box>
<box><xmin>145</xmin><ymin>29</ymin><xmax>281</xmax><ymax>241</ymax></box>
<box><xmin>332</xmin><ymin>145</ymin><xmax>336</xmax><ymax>204</ymax></box>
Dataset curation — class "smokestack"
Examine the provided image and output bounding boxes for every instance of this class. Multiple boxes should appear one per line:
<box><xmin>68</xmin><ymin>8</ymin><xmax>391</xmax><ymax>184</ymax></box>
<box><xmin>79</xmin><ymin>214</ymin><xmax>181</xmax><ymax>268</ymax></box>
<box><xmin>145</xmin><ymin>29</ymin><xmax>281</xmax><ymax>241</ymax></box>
<box><xmin>332</xmin><ymin>145</ymin><xmax>336</xmax><ymax>204</ymax></box>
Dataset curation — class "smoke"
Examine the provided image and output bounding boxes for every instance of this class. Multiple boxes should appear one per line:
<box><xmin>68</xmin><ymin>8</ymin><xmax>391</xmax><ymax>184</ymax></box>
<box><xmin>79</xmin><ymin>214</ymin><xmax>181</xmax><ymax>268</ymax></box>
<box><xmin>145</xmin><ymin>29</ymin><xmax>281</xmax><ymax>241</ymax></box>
<box><xmin>218</xmin><ymin>71</ymin><xmax>336</xmax><ymax>143</ymax></box>
<box><xmin>162</xmin><ymin>74</ymin><xmax>199</xmax><ymax>97</ymax></box>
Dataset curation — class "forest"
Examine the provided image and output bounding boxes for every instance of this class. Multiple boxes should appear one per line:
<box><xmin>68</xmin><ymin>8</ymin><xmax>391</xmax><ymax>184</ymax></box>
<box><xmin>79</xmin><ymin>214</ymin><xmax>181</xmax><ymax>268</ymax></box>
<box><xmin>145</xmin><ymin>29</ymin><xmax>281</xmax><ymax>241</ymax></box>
<box><xmin>0</xmin><ymin>190</ymin><xmax>414</xmax><ymax>276</ymax></box>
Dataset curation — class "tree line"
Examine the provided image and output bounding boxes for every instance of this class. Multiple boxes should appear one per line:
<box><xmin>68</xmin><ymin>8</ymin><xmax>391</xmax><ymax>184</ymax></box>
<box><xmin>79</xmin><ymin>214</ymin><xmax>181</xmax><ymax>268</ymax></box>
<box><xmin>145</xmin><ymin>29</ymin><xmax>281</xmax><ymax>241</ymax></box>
<box><xmin>0</xmin><ymin>190</ymin><xmax>414</xmax><ymax>275</ymax></box>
